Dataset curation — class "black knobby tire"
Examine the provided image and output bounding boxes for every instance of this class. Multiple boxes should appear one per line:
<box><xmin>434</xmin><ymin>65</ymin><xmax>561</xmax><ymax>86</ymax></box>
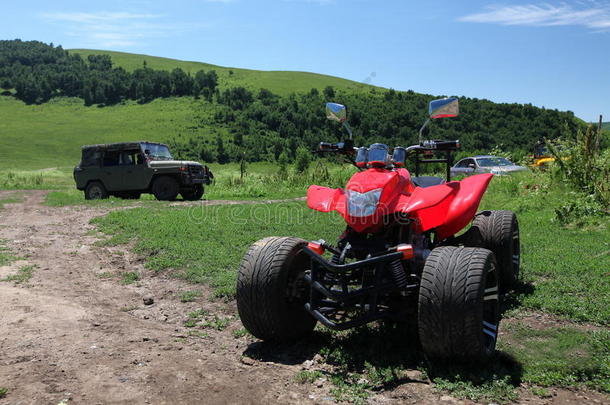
<box><xmin>418</xmin><ymin>246</ymin><xmax>500</xmax><ymax>363</ymax></box>
<box><xmin>84</xmin><ymin>181</ymin><xmax>108</xmax><ymax>200</ymax></box>
<box><xmin>181</xmin><ymin>185</ymin><xmax>204</xmax><ymax>201</ymax></box>
<box><xmin>152</xmin><ymin>176</ymin><xmax>179</xmax><ymax>201</ymax></box>
<box><xmin>236</xmin><ymin>236</ymin><xmax>317</xmax><ymax>342</ymax></box>
<box><xmin>472</xmin><ymin>210</ymin><xmax>520</xmax><ymax>292</ymax></box>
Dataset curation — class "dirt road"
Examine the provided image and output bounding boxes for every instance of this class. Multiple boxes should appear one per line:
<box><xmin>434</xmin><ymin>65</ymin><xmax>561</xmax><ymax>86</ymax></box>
<box><xmin>0</xmin><ymin>191</ymin><xmax>606</xmax><ymax>405</ymax></box>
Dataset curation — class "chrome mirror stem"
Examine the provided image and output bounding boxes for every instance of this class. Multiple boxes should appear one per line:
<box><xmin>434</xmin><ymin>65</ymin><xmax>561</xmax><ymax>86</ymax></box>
<box><xmin>343</xmin><ymin>121</ymin><xmax>353</xmax><ymax>140</ymax></box>
<box><xmin>418</xmin><ymin>118</ymin><xmax>430</xmax><ymax>145</ymax></box>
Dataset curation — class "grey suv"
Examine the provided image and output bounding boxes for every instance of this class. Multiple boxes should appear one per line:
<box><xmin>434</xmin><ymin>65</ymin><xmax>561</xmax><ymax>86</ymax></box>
<box><xmin>74</xmin><ymin>141</ymin><xmax>213</xmax><ymax>201</ymax></box>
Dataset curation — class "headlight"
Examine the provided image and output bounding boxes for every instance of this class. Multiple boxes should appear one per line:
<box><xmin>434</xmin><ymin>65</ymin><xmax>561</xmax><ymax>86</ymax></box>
<box><xmin>346</xmin><ymin>188</ymin><xmax>382</xmax><ymax>217</ymax></box>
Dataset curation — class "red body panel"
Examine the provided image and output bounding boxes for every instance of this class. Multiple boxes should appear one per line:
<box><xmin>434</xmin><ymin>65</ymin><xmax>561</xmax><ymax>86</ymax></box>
<box><xmin>307</xmin><ymin>186</ymin><xmax>347</xmax><ymax>216</ymax></box>
<box><xmin>307</xmin><ymin>168</ymin><xmax>493</xmax><ymax>239</ymax></box>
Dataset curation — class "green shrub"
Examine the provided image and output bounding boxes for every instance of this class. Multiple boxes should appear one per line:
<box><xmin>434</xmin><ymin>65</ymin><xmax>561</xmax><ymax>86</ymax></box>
<box><xmin>548</xmin><ymin>125</ymin><xmax>610</xmax><ymax>208</ymax></box>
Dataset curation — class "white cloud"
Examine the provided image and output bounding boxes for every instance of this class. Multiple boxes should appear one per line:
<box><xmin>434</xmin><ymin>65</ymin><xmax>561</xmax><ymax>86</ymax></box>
<box><xmin>41</xmin><ymin>11</ymin><xmax>160</xmax><ymax>24</ymax></box>
<box><xmin>458</xmin><ymin>2</ymin><xmax>610</xmax><ymax>31</ymax></box>
<box><xmin>40</xmin><ymin>11</ymin><xmax>173</xmax><ymax>48</ymax></box>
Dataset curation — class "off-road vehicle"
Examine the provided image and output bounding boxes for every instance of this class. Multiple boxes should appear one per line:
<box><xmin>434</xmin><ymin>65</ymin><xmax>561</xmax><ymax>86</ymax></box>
<box><xmin>237</xmin><ymin>98</ymin><xmax>521</xmax><ymax>363</ymax></box>
<box><xmin>74</xmin><ymin>141</ymin><xmax>213</xmax><ymax>201</ymax></box>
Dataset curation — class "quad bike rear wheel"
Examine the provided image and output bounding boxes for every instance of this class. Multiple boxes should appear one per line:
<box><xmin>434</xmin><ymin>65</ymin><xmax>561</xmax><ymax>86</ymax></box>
<box><xmin>236</xmin><ymin>236</ymin><xmax>317</xmax><ymax>342</ymax></box>
<box><xmin>418</xmin><ymin>246</ymin><xmax>500</xmax><ymax>363</ymax></box>
<box><xmin>472</xmin><ymin>210</ymin><xmax>520</xmax><ymax>292</ymax></box>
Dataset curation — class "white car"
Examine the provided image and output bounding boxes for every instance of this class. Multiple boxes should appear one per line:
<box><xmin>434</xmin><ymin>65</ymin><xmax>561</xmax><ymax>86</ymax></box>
<box><xmin>451</xmin><ymin>155</ymin><xmax>528</xmax><ymax>177</ymax></box>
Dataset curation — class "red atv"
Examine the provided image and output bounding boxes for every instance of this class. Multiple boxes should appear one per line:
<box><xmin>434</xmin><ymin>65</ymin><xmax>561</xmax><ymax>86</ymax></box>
<box><xmin>236</xmin><ymin>98</ymin><xmax>520</xmax><ymax>362</ymax></box>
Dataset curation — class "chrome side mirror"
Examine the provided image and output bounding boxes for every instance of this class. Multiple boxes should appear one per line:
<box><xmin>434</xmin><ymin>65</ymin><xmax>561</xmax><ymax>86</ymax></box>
<box><xmin>326</xmin><ymin>102</ymin><xmax>347</xmax><ymax>123</ymax></box>
<box><xmin>419</xmin><ymin>97</ymin><xmax>459</xmax><ymax>144</ymax></box>
<box><xmin>325</xmin><ymin>102</ymin><xmax>352</xmax><ymax>139</ymax></box>
<box><xmin>429</xmin><ymin>97</ymin><xmax>459</xmax><ymax>119</ymax></box>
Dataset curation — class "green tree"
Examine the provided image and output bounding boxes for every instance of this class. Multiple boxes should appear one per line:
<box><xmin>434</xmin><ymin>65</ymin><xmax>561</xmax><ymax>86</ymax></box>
<box><xmin>294</xmin><ymin>146</ymin><xmax>311</xmax><ymax>173</ymax></box>
<box><xmin>170</xmin><ymin>68</ymin><xmax>193</xmax><ymax>96</ymax></box>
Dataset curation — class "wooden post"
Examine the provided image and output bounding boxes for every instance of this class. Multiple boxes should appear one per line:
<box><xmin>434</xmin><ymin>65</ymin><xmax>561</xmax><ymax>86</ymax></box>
<box><xmin>597</xmin><ymin>114</ymin><xmax>602</xmax><ymax>154</ymax></box>
<box><xmin>240</xmin><ymin>152</ymin><xmax>246</xmax><ymax>181</ymax></box>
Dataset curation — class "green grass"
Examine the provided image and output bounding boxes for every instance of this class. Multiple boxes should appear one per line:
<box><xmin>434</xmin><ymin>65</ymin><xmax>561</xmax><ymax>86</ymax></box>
<box><xmin>499</xmin><ymin>323</ymin><xmax>609</xmax><ymax>391</ymax></box>
<box><xmin>120</xmin><ymin>271</ymin><xmax>140</xmax><ymax>285</ymax></box>
<box><xmin>232</xmin><ymin>328</ymin><xmax>249</xmax><ymax>338</ymax></box>
<box><xmin>68</xmin><ymin>49</ymin><xmax>376</xmax><ymax>97</ymax></box>
<box><xmin>2</xmin><ymin>265</ymin><xmax>36</xmax><ymax>284</ymax></box>
<box><xmin>45</xmin><ymin>189</ymin><xmax>161</xmax><ymax>207</ymax></box>
<box><xmin>479</xmin><ymin>172</ymin><xmax>610</xmax><ymax>324</ymax></box>
<box><xmin>0</xmin><ymin>96</ymin><xmax>225</xmax><ymax>170</ymax></box>
<box><xmin>0</xmin><ymin>239</ymin><xmax>17</xmax><ymax>266</ymax></box>
<box><xmin>294</xmin><ymin>370</ymin><xmax>324</xmax><ymax>384</ymax></box>
<box><xmin>183</xmin><ymin>308</ymin><xmax>232</xmax><ymax>331</ymax></box>
<box><xmin>0</xmin><ymin>387</ymin><xmax>7</xmax><ymax>398</ymax></box>
<box><xmin>0</xmin><ymin>168</ymin><xmax>74</xmax><ymax>190</ymax></box>
<box><xmin>93</xmin><ymin>201</ymin><xmax>343</xmax><ymax>297</ymax></box>
<box><xmin>179</xmin><ymin>290</ymin><xmax>201</xmax><ymax>303</ymax></box>
<box><xmin>0</xmin><ymin>193</ymin><xmax>22</xmax><ymax>208</ymax></box>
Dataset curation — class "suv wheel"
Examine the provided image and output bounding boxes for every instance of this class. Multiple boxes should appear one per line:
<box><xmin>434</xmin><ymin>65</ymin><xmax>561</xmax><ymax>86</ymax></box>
<box><xmin>152</xmin><ymin>176</ymin><xmax>179</xmax><ymax>201</ymax></box>
<box><xmin>85</xmin><ymin>181</ymin><xmax>108</xmax><ymax>200</ymax></box>
<box><xmin>181</xmin><ymin>185</ymin><xmax>204</xmax><ymax>201</ymax></box>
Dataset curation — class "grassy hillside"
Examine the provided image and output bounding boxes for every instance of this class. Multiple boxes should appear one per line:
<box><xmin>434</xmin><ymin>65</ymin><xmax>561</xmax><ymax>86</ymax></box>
<box><xmin>68</xmin><ymin>49</ymin><xmax>377</xmax><ymax>96</ymax></box>
<box><xmin>0</xmin><ymin>96</ymin><xmax>221</xmax><ymax>169</ymax></box>
<box><xmin>0</xmin><ymin>46</ymin><xmax>582</xmax><ymax>171</ymax></box>
<box><xmin>602</xmin><ymin>122</ymin><xmax>610</xmax><ymax>130</ymax></box>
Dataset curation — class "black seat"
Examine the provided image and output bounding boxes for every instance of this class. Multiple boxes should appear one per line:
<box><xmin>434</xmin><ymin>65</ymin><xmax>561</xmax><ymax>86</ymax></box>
<box><xmin>412</xmin><ymin>176</ymin><xmax>445</xmax><ymax>188</ymax></box>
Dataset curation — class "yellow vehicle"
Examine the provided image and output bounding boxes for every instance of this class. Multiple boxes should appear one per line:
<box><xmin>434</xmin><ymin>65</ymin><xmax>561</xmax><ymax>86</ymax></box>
<box><xmin>532</xmin><ymin>142</ymin><xmax>555</xmax><ymax>168</ymax></box>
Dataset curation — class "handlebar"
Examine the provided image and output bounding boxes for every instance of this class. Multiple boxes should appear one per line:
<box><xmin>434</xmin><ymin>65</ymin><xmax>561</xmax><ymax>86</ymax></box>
<box><xmin>420</xmin><ymin>140</ymin><xmax>460</xmax><ymax>151</ymax></box>
<box><xmin>315</xmin><ymin>139</ymin><xmax>459</xmax><ymax>155</ymax></box>
<box><xmin>315</xmin><ymin>139</ymin><xmax>355</xmax><ymax>154</ymax></box>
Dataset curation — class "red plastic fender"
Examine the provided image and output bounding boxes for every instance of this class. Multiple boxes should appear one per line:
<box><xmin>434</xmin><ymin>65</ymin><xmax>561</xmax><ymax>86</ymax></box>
<box><xmin>435</xmin><ymin>173</ymin><xmax>493</xmax><ymax>240</ymax></box>
<box><xmin>396</xmin><ymin>173</ymin><xmax>492</xmax><ymax>238</ymax></box>
<box><xmin>307</xmin><ymin>185</ymin><xmax>347</xmax><ymax>216</ymax></box>
<box><xmin>396</xmin><ymin>183</ymin><xmax>455</xmax><ymax>213</ymax></box>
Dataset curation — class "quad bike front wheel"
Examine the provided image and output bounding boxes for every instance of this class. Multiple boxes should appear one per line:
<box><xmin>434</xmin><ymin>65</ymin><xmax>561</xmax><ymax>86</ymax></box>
<box><xmin>418</xmin><ymin>246</ymin><xmax>500</xmax><ymax>363</ymax></box>
<box><xmin>236</xmin><ymin>236</ymin><xmax>317</xmax><ymax>342</ymax></box>
<box><xmin>472</xmin><ymin>210</ymin><xmax>520</xmax><ymax>292</ymax></box>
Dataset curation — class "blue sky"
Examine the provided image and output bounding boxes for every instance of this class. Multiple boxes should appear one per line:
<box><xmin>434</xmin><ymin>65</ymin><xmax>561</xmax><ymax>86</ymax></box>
<box><xmin>2</xmin><ymin>0</ymin><xmax>609</xmax><ymax>121</ymax></box>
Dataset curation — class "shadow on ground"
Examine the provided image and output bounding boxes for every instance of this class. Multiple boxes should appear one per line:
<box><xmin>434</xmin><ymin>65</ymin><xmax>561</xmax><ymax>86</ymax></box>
<box><xmin>244</xmin><ymin>320</ymin><xmax>523</xmax><ymax>392</ymax></box>
<box><xmin>502</xmin><ymin>280</ymin><xmax>535</xmax><ymax>314</ymax></box>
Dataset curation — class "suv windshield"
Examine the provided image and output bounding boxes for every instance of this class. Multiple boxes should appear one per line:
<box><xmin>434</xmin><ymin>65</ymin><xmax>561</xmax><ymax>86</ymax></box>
<box><xmin>142</xmin><ymin>143</ymin><xmax>173</xmax><ymax>161</ymax></box>
<box><xmin>476</xmin><ymin>157</ymin><xmax>513</xmax><ymax>167</ymax></box>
